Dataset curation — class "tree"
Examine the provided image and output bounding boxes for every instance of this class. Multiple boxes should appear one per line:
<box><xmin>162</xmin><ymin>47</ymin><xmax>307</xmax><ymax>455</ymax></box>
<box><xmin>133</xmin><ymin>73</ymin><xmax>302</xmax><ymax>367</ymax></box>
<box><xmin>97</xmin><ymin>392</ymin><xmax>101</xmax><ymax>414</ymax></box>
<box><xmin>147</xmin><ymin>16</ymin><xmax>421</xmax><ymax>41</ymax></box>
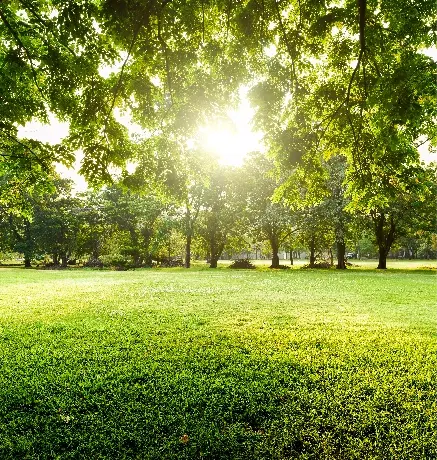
<box><xmin>32</xmin><ymin>179</ymin><xmax>81</xmax><ymax>267</ymax></box>
<box><xmin>240</xmin><ymin>151</ymin><xmax>296</xmax><ymax>268</ymax></box>
<box><xmin>243</xmin><ymin>0</ymin><xmax>436</xmax><ymax>271</ymax></box>
<box><xmin>101</xmin><ymin>185</ymin><xmax>167</xmax><ymax>266</ymax></box>
<box><xmin>348</xmin><ymin>163</ymin><xmax>437</xmax><ymax>269</ymax></box>
<box><xmin>197</xmin><ymin>165</ymin><xmax>244</xmax><ymax>268</ymax></box>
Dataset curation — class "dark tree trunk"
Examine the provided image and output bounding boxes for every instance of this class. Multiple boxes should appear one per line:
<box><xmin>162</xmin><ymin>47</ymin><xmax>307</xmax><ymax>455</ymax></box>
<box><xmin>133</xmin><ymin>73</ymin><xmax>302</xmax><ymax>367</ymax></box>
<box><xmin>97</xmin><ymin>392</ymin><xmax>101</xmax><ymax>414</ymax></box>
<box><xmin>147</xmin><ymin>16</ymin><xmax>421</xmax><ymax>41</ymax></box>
<box><xmin>92</xmin><ymin>241</ymin><xmax>99</xmax><ymax>260</ymax></box>
<box><xmin>336</xmin><ymin>241</ymin><xmax>346</xmax><ymax>269</ymax></box>
<box><xmin>61</xmin><ymin>254</ymin><xmax>68</xmax><ymax>268</ymax></box>
<box><xmin>290</xmin><ymin>249</ymin><xmax>294</xmax><ymax>266</ymax></box>
<box><xmin>378</xmin><ymin>251</ymin><xmax>387</xmax><ymax>269</ymax></box>
<box><xmin>270</xmin><ymin>239</ymin><xmax>280</xmax><ymax>268</ymax></box>
<box><xmin>209</xmin><ymin>240</ymin><xmax>224</xmax><ymax>268</ymax></box>
<box><xmin>209</xmin><ymin>258</ymin><xmax>218</xmax><ymax>268</ymax></box>
<box><xmin>185</xmin><ymin>234</ymin><xmax>192</xmax><ymax>268</ymax></box>
<box><xmin>374</xmin><ymin>212</ymin><xmax>396</xmax><ymax>269</ymax></box>
<box><xmin>53</xmin><ymin>253</ymin><xmax>59</xmax><ymax>265</ymax></box>
<box><xmin>24</xmin><ymin>220</ymin><xmax>32</xmax><ymax>268</ymax></box>
<box><xmin>309</xmin><ymin>236</ymin><xmax>316</xmax><ymax>268</ymax></box>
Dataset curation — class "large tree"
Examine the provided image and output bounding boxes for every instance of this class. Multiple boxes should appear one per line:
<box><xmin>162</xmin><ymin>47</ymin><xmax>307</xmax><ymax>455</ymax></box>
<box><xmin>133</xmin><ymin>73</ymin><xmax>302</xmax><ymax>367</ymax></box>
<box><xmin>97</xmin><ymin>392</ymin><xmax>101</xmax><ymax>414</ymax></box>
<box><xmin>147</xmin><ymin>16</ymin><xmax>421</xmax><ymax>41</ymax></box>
<box><xmin>197</xmin><ymin>165</ymin><xmax>244</xmax><ymax>268</ymax></box>
<box><xmin>240</xmin><ymin>151</ymin><xmax>296</xmax><ymax>268</ymax></box>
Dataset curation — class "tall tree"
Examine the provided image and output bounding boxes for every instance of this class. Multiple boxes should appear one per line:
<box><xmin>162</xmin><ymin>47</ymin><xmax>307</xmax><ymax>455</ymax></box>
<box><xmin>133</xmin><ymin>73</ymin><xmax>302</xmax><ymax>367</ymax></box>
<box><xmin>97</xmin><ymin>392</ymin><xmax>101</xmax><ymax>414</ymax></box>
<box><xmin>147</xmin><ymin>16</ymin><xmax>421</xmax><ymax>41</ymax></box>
<box><xmin>241</xmin><ymin>151</ymin><xmax>296</xmax><ymax>268</ymax></box>
<box><xmin>197</xmin><ymin>165</ymin><xmax>243</xmax><ymax>268</ymax></box>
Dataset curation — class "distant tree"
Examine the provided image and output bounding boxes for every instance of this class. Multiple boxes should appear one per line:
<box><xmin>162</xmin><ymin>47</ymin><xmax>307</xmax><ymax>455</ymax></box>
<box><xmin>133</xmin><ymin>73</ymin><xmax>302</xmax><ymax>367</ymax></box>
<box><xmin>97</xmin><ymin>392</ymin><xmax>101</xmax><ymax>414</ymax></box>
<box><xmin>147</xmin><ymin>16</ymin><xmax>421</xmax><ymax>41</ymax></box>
<box><xmin>101</xmin><ymin>186</ymin><xmax>167</xmax><ymax>266</ymax></box>
<box><xmin>240</xmin><ymin>151</ymin><xmax>297</xmax><ymax>268</ymax></box>
<box><xmin>32</xmin><ymin>179</ymin><xmax>80</xmax><ymax>267</ymax></box>
<box><xmin>197</xmin><ymin>166</ymin><xmax>244</xmax><ymax>268</ymax></box>
<box><xmin>348</xmin><ymin>163</ymin><xmax>437</xmax><ymax>269</ymax></box>
<box><xmin>75</xmin><ymin>190</ymin><xmax>110</xmax><ymax>262</ymax></box>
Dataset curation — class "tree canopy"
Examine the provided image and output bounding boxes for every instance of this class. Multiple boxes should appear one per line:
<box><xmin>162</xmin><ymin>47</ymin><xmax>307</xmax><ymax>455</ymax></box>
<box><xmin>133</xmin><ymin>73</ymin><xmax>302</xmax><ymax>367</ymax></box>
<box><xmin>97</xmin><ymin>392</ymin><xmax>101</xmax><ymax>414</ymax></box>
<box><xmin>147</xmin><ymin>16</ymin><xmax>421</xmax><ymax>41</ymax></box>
<box><xmin>0</xmin><ymin>0</ymin><xmax>436</xmax><ymax>268</ymax></box>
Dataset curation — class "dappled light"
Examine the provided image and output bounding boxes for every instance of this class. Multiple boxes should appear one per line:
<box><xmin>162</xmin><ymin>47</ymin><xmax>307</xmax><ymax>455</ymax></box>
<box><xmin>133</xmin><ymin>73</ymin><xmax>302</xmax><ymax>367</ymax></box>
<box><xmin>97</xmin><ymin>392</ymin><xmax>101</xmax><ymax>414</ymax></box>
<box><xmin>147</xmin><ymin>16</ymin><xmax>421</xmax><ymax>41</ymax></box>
<box><xmin>0</xmin><ymin>0</ymin><xmax>436</xmax><ymax>457</ymax></box>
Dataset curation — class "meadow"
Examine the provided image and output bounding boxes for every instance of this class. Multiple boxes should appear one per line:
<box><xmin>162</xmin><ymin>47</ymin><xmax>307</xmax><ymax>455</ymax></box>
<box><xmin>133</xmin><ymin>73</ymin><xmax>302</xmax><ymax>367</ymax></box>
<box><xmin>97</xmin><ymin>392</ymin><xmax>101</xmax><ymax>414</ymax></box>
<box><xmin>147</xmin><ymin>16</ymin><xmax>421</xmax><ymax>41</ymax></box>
<box><xmin>0</xmin><ymin>264</ymin><xmax>435</xmax><ymax>459</ymax></box>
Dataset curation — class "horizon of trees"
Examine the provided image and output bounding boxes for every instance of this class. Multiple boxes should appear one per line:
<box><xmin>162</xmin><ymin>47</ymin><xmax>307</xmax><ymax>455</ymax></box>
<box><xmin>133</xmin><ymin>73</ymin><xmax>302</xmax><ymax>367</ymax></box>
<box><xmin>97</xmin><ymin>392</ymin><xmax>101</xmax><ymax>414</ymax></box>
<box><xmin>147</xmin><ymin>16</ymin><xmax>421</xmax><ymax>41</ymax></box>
<box><xmin>1</xmin><ymin>151</ymin><xmax>436</xmax><ymax>270</ymax></box>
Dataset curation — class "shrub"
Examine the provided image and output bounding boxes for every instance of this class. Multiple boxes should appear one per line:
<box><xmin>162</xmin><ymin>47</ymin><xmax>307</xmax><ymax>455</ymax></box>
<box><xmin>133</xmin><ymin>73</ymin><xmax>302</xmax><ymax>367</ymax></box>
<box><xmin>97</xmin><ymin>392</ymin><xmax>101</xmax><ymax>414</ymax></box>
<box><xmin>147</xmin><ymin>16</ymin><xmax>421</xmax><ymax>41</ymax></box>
<box><xmin>301</xmin><ymin>261</ymin><xmax>332</xmax><ymax>269</ymax></box>
<box><xmin>229</xmin><ymin>259</ymin><xmax>256</xmax><ymax>269</ymax></box>
<box><xmin>83</xmin><ymin>258</ymin><xmax>104</xmax><ymax>269</ymax></box>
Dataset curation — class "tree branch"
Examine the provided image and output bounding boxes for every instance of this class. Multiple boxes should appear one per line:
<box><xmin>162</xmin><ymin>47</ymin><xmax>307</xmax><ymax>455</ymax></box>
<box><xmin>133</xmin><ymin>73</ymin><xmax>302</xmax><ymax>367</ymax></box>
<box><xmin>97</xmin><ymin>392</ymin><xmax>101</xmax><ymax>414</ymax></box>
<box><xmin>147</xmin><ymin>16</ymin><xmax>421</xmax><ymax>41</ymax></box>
<box><xmin>157</xmin><ymin>5</ymin><xmax>174</xmax><ymax>106</ymax></box>
<box><xmin>0</xmin><ymin>7</ymin><xmax>47</xmax><ymax>103</ymax></box>
<box><xmin>18</xmin><ymin>0</ymin><xmax>77</xmax><ymax>56</ymax></box>
<box><xmin>0</xmin><ymin>129</ymin><xmax>50</xmax><ymax>170</ymax></box>
<box><xmin>274</xmin><ymin>0</ymin><xmax>297</xmax><ymax>90</ymax></box>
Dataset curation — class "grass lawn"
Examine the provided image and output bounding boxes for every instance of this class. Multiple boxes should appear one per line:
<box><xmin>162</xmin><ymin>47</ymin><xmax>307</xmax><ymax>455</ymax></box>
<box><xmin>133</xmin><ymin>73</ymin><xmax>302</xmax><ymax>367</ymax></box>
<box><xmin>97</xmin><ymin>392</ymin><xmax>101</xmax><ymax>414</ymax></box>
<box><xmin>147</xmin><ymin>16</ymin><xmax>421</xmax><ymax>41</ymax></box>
<box><xmin>0</xmin><ymin>265</ymin><xmax>435</xmax><ymax>459</ymax></box>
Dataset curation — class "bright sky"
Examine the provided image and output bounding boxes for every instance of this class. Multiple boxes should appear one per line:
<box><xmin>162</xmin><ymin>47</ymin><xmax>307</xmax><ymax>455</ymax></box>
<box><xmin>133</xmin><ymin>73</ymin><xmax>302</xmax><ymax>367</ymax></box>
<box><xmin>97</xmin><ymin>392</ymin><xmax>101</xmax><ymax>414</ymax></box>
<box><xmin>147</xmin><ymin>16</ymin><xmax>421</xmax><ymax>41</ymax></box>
<box><xmin>15</xmin><ymin>116</ymin><xmax>89</xmax><ymax>193</ymax></box>
<box><xmin>16</xmin><ymin>89</ymin><xmax>264</xmax><ymax>190</ymax></box>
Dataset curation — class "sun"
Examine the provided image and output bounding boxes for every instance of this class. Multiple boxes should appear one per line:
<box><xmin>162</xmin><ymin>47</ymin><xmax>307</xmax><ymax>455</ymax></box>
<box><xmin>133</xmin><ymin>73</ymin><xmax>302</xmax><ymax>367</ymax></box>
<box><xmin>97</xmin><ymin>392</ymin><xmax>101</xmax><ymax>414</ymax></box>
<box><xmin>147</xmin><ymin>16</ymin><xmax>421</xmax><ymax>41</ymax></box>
<box><xmin>198</xmin><ymin>90</ymin><xmax>264</xmax><ymax>166</ymax></box>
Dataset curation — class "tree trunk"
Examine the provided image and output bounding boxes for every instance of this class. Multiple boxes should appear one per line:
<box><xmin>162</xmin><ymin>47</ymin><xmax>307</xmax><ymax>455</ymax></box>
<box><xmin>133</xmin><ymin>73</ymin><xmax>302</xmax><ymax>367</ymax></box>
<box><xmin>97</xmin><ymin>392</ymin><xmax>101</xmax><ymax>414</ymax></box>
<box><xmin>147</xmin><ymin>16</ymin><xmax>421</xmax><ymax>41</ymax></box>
<box><xmin>209</xmin><ymin>237</ymin><xmax>217</xmax><ymax>269</ymax></box>
<box><xmin>270</xmin><ymin>238</ymin><xmax>280</xmax><ymax>268</ymax></box>
<box><xmin>309</xmin><ymin>236</ymin><xmax>316</xmax><ymax>268</ymax></box>
<box><xmin>53</xmin><ymin>253</ymin><xmax>59</xmax><ymax>265</ymax></box>
<box><xmin>24</xmin><ymin>220</ymin><xmax>32</xmax><ymax>268</ymax></box>
<box><xmin>209</xmin><ymin>240</ymin><xmax>224</xmax><ymax>268</ymax></box>
<box><xmin>92</xmin><ymin>240</ymin><xmax>99</xmax><ymax>260</ymax></box>
<box><xmin>290</xmin><ymin>249</ymin><xmax>294</xmax><ymax>266</ymax></box>
<box><xmin>378</xmin><ymin>250</ymin><xmax>388</xmax><ymax>269</ymax></box>
<box><xmin>374</xmin><ymin>213</ymin><xmax>396</xmax><ymax>270</ymax></box>
<box><xmin>185</xmin><ymin>234</ymin><xmax>192</xmax><ymax>268</ymax></box>
<box><xmin>61</xmin><ymin>254</ymin><xmax>68</xmax><ymax>268</ymax></box>
<box><xmin>336</xmin><ymin>241</ymin><xmax>346</xmax><ymax>269</ymax></box>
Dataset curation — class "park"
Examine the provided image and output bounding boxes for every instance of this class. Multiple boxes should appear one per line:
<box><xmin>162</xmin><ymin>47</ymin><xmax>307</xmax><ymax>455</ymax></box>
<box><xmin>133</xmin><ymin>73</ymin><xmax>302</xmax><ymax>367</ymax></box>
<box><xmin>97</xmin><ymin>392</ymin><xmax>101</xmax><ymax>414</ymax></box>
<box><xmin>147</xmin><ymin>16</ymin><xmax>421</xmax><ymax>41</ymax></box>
<box><xmin>0</xmin><ymin>0</ymin><xmax>436</xmax><ymax>458</ymax></box>
<box><xmin>0</xmin><ymin>261</ymin><xmax>436</xmax><ymax>458</ymax></box>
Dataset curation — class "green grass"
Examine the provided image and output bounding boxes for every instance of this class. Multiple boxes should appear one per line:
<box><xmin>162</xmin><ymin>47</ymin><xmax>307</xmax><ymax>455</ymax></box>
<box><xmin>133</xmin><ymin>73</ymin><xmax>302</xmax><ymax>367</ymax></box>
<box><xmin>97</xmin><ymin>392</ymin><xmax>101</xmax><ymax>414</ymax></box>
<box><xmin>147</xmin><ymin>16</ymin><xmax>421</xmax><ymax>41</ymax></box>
<box><xmin>0</xmin><ymin>265</ymin><xmax>435</xmax><ymax>459</ymax></box>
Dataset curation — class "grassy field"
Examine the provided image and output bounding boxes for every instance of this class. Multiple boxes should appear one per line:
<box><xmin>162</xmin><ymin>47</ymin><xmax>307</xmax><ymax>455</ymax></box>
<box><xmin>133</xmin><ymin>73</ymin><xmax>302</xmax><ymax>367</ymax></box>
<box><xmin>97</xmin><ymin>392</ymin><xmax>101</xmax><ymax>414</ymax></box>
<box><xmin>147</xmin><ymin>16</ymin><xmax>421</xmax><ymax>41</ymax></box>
<box><xmin>0</xmin><ymin>265</ymin><xmax>435</xmax><ymax>459</ymax></box>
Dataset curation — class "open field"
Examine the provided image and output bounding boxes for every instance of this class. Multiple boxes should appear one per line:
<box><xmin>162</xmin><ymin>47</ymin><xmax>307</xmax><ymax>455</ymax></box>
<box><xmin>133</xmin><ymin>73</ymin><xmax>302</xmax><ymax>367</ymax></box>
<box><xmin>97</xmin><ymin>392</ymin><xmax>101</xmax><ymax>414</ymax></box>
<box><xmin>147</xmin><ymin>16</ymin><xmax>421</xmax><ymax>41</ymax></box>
<box><xmin>0</xmin><ymin>266</ymin><xmax>436</xmax><ymax>459</ymax></box>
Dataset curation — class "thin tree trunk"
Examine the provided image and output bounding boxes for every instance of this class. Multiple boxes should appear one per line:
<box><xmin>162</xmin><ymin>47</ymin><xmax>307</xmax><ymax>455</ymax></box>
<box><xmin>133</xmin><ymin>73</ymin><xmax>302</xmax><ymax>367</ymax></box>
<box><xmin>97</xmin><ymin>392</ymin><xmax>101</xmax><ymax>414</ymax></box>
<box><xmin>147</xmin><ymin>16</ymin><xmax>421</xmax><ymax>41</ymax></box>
<box><xmin>185</xmin><ymin>234</ymin><xmax>192</xmax><ymax>268</ymax></box>
<box><xmin>24</xmin><ymin>220</ymin><xmax>32</xmax><ymax>268</ymax></box>
<box><xmin>290</xmin><ymin>249</ymin><xmax>293</xmax><ymax>266</ymax></box>
<box><xmin>309</xmin><ymin>236</ymin><xmax>316</xmax><ymax>268</ymax></box>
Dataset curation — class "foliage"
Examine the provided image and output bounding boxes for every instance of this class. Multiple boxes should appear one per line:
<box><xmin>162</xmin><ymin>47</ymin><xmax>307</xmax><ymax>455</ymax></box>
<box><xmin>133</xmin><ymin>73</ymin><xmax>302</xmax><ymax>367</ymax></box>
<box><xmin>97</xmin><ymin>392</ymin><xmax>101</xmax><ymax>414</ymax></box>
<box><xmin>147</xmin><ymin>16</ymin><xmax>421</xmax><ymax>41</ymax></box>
<box><xmin>240</xmin><ymin>151</ymin><xmax>297</xmax><ymax>268</ymax></box>
<box><xmin>229</xmin><ymin>258</ymin><xmax>256</xmax><ymax>269</ymax></box>
<box><xmin>196</xmin><ymin>165</ymin><xmax>245</xmax><ymax>268</ymax></box>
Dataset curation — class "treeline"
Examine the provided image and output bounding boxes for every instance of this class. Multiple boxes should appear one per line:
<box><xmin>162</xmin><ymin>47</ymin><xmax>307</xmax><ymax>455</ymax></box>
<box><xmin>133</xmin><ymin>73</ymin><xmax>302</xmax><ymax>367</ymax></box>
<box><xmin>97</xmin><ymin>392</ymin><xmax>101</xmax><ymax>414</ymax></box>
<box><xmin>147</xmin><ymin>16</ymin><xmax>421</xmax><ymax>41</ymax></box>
<box><xmin>1</xmin><ymin>152</ymin><xmax>435</xmax><ymax>270</ymax></box>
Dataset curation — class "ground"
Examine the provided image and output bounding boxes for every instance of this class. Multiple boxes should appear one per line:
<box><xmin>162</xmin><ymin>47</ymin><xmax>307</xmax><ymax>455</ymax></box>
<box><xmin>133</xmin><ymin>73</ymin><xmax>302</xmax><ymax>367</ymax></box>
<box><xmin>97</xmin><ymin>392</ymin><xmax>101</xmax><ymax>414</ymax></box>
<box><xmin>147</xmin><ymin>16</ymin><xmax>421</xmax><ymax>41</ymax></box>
<box><xmin>0</xmin><ymin>262</ymin><xmax>435</xmax><ymax>459</ymax></box>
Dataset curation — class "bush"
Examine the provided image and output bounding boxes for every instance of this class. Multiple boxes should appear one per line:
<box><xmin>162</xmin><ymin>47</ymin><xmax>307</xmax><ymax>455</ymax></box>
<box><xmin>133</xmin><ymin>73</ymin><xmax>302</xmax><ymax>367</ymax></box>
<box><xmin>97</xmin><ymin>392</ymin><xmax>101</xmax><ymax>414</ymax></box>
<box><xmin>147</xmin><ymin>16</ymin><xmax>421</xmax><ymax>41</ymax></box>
<box><xmin>301</xmin><ymin>261</ymin><xmax>332</xmax><ymax>269</ymax></box>
<box><xmin>270</xmin><ymin>264</ymin><xmax>290</xmax><ymax>269</ymax></box>
<box><xmin>229</xmin><ymin>259</ymin><xmax>256</xmax><ymax>269</ymax></box>
<box><xmin>83</xmin><ymin>258</ymin><xmax>104</xmax><ymax>269</ymax></box>
<box><xmin>156</xmin><ymin>257</ymin><xmax>184</xmax><ymax>267</ymax></box>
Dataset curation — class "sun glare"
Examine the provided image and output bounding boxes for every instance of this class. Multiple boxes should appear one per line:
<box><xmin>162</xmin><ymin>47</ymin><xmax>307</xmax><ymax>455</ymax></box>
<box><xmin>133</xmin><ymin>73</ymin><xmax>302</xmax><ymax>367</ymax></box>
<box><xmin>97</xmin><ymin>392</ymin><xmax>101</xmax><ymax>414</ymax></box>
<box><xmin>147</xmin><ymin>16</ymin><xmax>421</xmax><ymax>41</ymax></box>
<box><xmin>199</xmin><ymin>90</ymin><xmax>263</xmax><ymax>166</ymax></box>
